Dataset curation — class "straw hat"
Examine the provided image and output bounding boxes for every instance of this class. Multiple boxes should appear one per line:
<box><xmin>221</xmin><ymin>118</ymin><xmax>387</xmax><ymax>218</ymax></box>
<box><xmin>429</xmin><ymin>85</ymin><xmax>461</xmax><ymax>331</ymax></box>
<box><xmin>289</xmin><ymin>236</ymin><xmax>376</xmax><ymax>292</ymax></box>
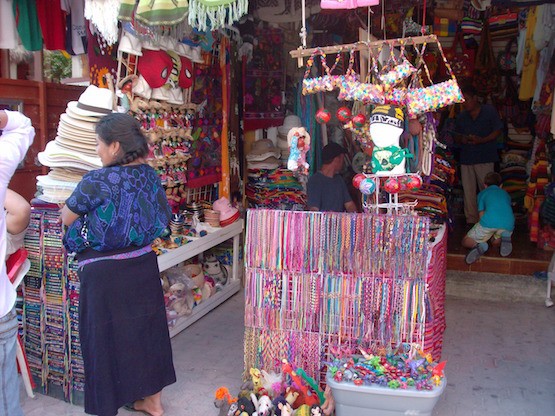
<box><xmin>38</xmin><ymin>140</ymin><xmax>102</xmax><ymax>170</ymax></box>
<box><xmin>67</xmin><ymin>85</ymin><xmax>114</xmax><ymax>118</ymax></box>
<box><xmin>246</xmin><ymin>138</ymin><xmax>280</xmax><ymax>162</ymax></box>
<box><xmin>248</xmin><ymin>157</ymin><xmax>281</xmax><ymax>170</ymax></box>
<box><xmin>278</xmin><ymin>114</ymin><xmax>302</xmax><ymax>136</ymax></box>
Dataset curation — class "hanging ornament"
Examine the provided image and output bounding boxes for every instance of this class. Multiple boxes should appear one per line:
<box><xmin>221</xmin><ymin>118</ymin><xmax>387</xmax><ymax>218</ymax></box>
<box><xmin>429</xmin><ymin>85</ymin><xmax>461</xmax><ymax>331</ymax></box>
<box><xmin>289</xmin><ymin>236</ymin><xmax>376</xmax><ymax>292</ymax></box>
<box><xmin>359</xmin><ymin>178</ymin><xmax>376</xmax><ymax>195</ymax></box>
<box><xmin>352</xmin><ymin>173</ymin><xmax>366</xmax><ymax>189</ymax></box>
<box><xmin>336</xmin><ymin>107</ymin><xmax>352</xmax><ymax>123</ymax></box>
<box><xmin>316</xmin><ymin>108</ymin><xmax>331</xmax><ymax>124</ymax></box>
<box><xmin>405</xmin><ymin>175</ymin><xmax>423</xmax><ymax>191</ymax></box>
<box><xmin>352</xmin><ymin>113</ymin><xmax>367</xmax><ymax>128</ymax></box>
<box><xmin>384</xmin><ymin>177</ymin><xmax>400</xmax><ymax>193</ymax></box>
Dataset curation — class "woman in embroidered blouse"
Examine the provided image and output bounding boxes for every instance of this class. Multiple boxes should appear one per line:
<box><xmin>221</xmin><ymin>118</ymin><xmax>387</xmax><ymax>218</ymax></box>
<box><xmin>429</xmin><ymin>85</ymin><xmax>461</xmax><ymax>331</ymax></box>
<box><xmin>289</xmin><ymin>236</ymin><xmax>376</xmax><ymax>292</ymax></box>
<box><xmin>61</xmin><ymin>113</ymin><xmax>175</xmax><ymax>416</ymax></box>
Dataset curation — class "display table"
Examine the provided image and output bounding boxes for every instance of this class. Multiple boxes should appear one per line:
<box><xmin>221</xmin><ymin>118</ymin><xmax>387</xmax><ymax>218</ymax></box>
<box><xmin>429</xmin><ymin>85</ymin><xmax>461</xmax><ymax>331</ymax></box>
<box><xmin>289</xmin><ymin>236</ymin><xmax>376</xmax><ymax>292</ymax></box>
<box><xmin>243</xmin><ymin>210</ymin><xmax>447</xmax><ymax>383</ymax></box>
<box><xmin>158</xmin><ymin>219</ymin><xmax>244</xmax><ymax>338</ymax></box>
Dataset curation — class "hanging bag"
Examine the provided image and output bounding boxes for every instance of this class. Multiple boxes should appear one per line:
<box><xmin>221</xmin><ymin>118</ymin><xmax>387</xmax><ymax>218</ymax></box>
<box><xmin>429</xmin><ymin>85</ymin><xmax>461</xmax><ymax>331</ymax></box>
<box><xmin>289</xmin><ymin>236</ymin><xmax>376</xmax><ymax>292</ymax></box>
<box><xmin>473</xmin><ymin>21</ymin><xmax>500</xmax><ymax>97</ymax></box>
<box><xmin>378</xmin><ymin>40</ymin><xmax>417</xmax><ymax>91</ymax></box>
<box><xmin>405</xmin><ymin>41</ymin><xmax>464</xmax><ymax>118</ymax></box>
<box><xmin>443</xmin><ymin>30</ymin><xmax>475</xmax><ymax>81</ymax></box>
<box><xmin>497</xmin><ymin>37</ymin><xmax>517</xmax><ymax>74</ymax></box>
<box><xmin>301</xmin><ymin>49</ymin><xmax>342</xmax><ymax>95</ymax></box>
<box><xmin>338</xmin><ymin>46</ymin><xmax>384</xmax><ymax>104</ymax></box>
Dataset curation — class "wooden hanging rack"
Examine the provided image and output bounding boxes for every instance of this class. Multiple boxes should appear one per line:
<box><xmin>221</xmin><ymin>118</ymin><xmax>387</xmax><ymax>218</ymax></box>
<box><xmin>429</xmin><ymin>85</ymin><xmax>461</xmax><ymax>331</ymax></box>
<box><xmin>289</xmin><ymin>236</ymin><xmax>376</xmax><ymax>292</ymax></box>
<box><xmin>289</xmin><ymin>34</ymin><xmax>439</xmax><ymax>67</ymax></box>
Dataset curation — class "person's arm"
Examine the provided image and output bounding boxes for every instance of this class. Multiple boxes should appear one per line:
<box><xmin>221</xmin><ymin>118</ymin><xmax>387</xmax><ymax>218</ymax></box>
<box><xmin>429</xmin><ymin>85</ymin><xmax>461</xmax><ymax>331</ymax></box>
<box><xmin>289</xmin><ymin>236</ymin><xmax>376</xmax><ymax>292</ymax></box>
<box><xmin>61</xmin><ymin>204</ymin><xmax>80</xmax><ymax>226</ymax></box>
<box><xmin>4</xmin><ymin>189</ymin><xmax>31</xmax><ymax>234</ymax></box>
<box><xmin>0</xmin><ymin>110</ymin><xmax>35</xmax><ymax>186</ymax></box>
<box><xmin>344</xmin><ymin>200</ymin><xmax>357</xmax><ymax>213</ymax></box>
<box><xmin>469</xmin><ymin>129</ymin><xmax>502</xmax><ymax>144</ymax></box>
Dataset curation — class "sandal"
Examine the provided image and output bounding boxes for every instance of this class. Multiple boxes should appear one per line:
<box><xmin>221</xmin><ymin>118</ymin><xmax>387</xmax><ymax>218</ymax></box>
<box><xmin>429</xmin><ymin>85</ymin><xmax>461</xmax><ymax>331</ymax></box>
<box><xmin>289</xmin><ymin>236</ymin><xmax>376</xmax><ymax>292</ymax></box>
<box><xmin>123</xmin><ymin>402</ymin><xmax>153</xmax><ymax>416</ymax></box>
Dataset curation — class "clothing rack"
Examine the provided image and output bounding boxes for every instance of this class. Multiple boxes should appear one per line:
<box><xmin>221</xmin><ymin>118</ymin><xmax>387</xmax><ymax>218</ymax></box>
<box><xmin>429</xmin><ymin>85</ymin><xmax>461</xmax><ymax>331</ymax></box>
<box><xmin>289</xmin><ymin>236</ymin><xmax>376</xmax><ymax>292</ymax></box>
<box><xmin>289</xmin><ymin>34</ymin><xmax>439</xmax><ymax>67</ymax></box>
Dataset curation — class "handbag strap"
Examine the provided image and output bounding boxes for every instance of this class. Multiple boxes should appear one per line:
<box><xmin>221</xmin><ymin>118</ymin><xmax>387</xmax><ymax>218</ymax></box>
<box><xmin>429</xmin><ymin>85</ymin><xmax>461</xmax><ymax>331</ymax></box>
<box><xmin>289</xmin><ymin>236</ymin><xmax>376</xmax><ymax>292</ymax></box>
<box><xmin>435</xmin><ymin>40</ymin><xmax>458</xmax><ymax>81</ymax></box>
<box><xmin>303</xmin><ymin>48</ymin><xmax>325</xmax><ymax>80</ymax></box>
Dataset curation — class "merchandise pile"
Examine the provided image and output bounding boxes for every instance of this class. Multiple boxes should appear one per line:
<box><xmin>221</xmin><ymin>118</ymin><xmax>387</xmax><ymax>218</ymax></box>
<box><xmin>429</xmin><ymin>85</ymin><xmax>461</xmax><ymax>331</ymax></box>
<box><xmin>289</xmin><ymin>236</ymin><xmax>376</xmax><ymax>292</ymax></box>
<box><xmin>326</xmin><ymin>346</ymin><xmax>446</xmax><ymax>391</ymax></box>
<box><xmin>246</xmin><ymin>167</ymin><xmax>306</xmax><ymax>209</ymax></box>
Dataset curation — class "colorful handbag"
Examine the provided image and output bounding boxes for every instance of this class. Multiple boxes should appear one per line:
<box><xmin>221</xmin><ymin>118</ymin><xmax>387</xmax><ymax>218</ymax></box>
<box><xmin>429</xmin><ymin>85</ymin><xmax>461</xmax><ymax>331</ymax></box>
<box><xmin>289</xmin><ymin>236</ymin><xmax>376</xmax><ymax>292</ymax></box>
<box><xmin>473</xmin><ymin>22</ymin><xmax>499</xmax><ymax>97</ymax></box>
<box><xmin>378</xmin><ymin>41</ymin><xmax>416</xmax><ymax>91</ymax></box>
<box><xmin>405</xmin><ymin>42</ymin><xmax>464</xmax><ymax>118</ymax></box>
<box><xmin>320</xmin><ymin>0</ymin><xmax>379</xmax><ymax>9</ymax></box>
<box><xmin>497</xmin><ymin>37</ymin><xmax>517</xmax><ymax>74</ymax></box>
<box><xmin>301</xmin><ymin>49</ymin><xmax>342</xmax><ymax>95</ymax></box>
<box><xmin>337</xmin><ymin>46</ymin><xmax>384</xmax><ymax>105</ymax></box>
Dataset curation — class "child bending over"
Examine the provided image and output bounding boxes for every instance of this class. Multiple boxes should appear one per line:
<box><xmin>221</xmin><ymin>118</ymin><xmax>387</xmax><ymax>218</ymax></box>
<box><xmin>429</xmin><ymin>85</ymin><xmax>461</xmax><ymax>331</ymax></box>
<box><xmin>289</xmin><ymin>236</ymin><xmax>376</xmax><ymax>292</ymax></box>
<box><xmin>462</xmin><ymin>172</ymin><xmax>514</xmax><ymax>264</ymax></box>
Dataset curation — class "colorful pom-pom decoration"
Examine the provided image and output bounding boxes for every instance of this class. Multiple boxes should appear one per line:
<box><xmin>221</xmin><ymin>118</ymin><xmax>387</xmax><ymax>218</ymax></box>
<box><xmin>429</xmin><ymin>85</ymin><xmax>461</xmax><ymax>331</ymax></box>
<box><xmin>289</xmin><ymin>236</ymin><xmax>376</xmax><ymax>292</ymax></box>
<box><xmin>384</xmin><ymin>177</ymin><xmax>400</xmax><ymax>193</ymax></box>
<box><xmin>336</xmin><ymin>107</ymin><xmax>352</xmax><ymax>123</ymax></box>
<box><xmin>352</xmin><ymin>173</ymin><xmax>366</xmax><ymax>189</ymax></box>
<box><xmin>315</xmin><ymin>108</ymin><xmax>331</xmax><ymax>124</ymax></box>
<box><xmin>352</xmin><ymin>113</ymin><xmax>367</xmax><ymax>128</ymax></box>
<box><xmin>359</xmin><ymin>178</ymin><xmax>376</xmax><ymax>195</ymax></box>
<box><xmin>405</xmin><ymin>175</ymin><xmax>423</xmax><ymax>191</ymax></box>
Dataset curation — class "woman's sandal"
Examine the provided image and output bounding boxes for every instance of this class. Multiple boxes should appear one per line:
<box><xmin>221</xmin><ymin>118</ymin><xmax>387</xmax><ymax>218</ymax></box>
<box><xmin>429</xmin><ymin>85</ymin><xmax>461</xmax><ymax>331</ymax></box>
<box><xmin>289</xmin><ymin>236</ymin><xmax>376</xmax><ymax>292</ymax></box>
<box><xmin>123</xmin><ymin>402</ymin><xmax>153</xmax><ymax>416</ymax></box>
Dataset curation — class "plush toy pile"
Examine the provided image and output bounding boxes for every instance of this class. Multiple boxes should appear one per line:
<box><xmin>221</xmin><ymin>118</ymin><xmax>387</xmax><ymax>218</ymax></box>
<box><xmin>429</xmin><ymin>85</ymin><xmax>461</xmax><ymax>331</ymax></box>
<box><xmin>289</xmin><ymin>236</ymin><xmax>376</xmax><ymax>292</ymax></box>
<box><xmin>214</xmin><ymin>359</ymin><xmax>334</xmax><ymax>416</ymax></box>
<box><xmin>327</xmin><ymin>346</ymin><xmax>446</xmax><ymax>391</ymax></box>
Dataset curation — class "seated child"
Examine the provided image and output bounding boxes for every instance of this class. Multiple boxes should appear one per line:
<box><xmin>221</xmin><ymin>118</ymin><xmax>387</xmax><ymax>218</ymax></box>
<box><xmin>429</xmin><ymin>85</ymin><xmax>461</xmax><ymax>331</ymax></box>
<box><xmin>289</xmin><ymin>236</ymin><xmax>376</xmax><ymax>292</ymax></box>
<box><xmin>462</xmin><ymin>172</ymin><xmax>514</xmax><ymax>264</ymax></box>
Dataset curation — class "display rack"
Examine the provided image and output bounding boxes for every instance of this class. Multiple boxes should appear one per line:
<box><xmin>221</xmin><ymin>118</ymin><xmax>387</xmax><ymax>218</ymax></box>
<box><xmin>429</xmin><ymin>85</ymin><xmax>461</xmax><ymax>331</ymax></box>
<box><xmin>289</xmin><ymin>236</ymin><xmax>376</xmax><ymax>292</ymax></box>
<box><xmin>157</xmin><ymin>218</ymin><xmax>244</xmax><ymax>338</ymax></box>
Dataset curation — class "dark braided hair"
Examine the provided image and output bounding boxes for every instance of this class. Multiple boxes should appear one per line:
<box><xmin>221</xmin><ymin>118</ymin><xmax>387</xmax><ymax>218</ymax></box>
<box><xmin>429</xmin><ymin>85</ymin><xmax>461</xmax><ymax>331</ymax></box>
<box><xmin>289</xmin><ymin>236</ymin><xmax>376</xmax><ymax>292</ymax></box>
<box><xmin>95</xmin><ymin>113</ymin><xmax>148</xmax><ymax>166</ymax></box>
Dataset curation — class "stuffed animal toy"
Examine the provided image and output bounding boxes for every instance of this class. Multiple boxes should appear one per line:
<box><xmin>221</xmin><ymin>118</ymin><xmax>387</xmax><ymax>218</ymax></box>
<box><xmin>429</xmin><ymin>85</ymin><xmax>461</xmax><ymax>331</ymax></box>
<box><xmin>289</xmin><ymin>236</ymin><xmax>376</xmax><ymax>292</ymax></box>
<box><xmin>202</xmin><ymin>253</ymin><xmax>229</xmax><ymax>289</ymax></box>
<box><xmin>252</xmin><ymin>394</ymin><xmax>273</xmax><ymax>416</ymax></box>
<box><xmin>281</xmin><ymin>359</ymin><xmax>321</xmax><ymax>408</ymax></box>
<box><xmin>369</xmin><ymin>105</ymin><xmax>412</xmax><ymax>176</ymax></box>
<box><xmin>273</xmin><ymin>396</ymin><xmax>294</xmax><ymax>416</ymax></box>
<box><xmin>214</xmin><ymin>387</ymin><xmax>238</xmax><ymax>416</ymax></box>
<box><xmin>319</xmin><ymin>385</ymin><xmax>335</xmax><ymax>416</ymax></box>
<box><xmin>166</xmin><ymin>282</ymin><xmax>193</xmax><ymax>316</ymax></box>
<box><xmin>260</xmin><ymin>369</ymin><xmax>285</xmax><ymax>398</ymax></box>
<box><xmin>235</xmin><ymin>396</ymin><xmax>256</xmax><ymax>416</ymax></box>
<box><xmin>287</xmin><ymin>127</ymin><xmax>311</xmax><ymax>175</ymax></box>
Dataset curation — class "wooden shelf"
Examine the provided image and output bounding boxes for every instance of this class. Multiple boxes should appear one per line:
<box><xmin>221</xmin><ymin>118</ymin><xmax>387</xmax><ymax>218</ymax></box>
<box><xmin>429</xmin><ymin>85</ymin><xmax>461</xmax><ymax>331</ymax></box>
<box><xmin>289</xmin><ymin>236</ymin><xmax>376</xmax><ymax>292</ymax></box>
<box><xmin>156</xmin><ymin>218</ymin><xmax>244</xmax><ymax>338</ymax></box>
<box><xmin>168</xmin><ymin>280</ymin><xmax>241</xmax><ymax>338</ymax></box>
<box><xmin>157</xmin><ymin>219</ymin><xmax>244</xmax><ymax>273</ymax></box>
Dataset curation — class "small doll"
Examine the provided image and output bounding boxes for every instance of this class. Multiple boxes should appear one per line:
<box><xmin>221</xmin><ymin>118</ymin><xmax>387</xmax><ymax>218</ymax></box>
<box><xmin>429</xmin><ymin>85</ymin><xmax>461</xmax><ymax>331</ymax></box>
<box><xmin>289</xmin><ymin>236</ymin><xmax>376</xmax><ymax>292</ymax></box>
<box><xmin>287</xmin><ymin>127</ymin><xmax>310</xmax><ymax>175</ymax></box>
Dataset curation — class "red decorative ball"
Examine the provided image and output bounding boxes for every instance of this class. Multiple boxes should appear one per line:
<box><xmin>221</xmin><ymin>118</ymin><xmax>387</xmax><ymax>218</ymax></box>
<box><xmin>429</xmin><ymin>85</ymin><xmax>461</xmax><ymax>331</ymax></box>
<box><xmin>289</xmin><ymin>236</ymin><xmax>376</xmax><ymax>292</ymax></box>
<box><xmin>352</xmin><ymin>173</ymin><xmax>366</xmax><ymax>189</ymax></box>
<box><xmin>352</xmin><ymin>113</ymin><xmax>367</xmax><ymax>128</ymax></box>
<box><xmin>405</xmin><ymin>175</ymin><xmax>422</xmax><ymax>191</ymax></box>
<box><xmin>315</xmin><ymin>108</ymin><xmax>331</xmax><ymax>124</ymax></box>
<box><xmin>336</xmin><ymin>107</ymin><xmax>352</xmax><ymax>123</ymax></box>
<box><xmin>384</xmin><ymin>177</ymin><xmax>400</xmax><ymax>193</ymax></box>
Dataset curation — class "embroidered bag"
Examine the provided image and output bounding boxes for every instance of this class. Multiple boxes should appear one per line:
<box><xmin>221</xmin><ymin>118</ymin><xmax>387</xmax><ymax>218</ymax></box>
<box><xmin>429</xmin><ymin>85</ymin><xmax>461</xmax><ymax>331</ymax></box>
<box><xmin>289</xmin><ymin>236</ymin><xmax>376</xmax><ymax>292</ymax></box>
<box><xmin>497</xmin><ymin>37</ymin><xmax>517</xmax><ymax>74</ymax></box>
<box><xmin>405</xmin><ymin>42</ymin><xmax>464</xmax><ymax>118</ymax></box>
<box><xmin>443</xmin><ymin>30</ymin><xmax>475</xmax><ymax>81</ymax></box>
<box><xmin>473</xmin><ymin>21</ymin><xmax>499</xmax><ymax>97</ymax></box>
<box><xmin>338</xmin><ymin>46</ymin><xmax>384</xmax><ymax>105</ymax></box>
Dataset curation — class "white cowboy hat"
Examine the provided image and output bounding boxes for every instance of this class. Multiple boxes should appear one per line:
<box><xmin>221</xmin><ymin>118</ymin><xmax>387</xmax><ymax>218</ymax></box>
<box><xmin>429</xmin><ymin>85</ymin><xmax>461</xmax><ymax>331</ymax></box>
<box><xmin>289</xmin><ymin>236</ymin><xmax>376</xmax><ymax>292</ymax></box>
<box><xmin>278</xmin><ymin>115</ymin><xmax>303</xmax><ymax>136</ymax></box>
<box><xmin>67</xmin><ymin>85</ymin><xmax>114</xmax><ymax>118</ymax></box>
<box><xmin>246</xmin><ymin>138</ymin><xmax>281</xmax><ymax>162</ymax></box>
<box><xmin>38</xmin><ymin>140</ymin><xmax>102</xmax><ymax>170</ymax></box>
<box><xmin>118</xmin><ymin>31</ymin><xmax>143</xmax><ymax>56</ymax></box>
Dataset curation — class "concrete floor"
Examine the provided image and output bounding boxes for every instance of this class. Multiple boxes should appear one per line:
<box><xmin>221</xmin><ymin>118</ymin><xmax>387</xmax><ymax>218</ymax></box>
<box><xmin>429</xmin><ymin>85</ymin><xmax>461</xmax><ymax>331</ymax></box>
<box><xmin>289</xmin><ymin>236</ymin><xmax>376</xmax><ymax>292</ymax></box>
<box><xmin>19</xmin><ymin>272</ymin><xmax>555</xmax><ymax>416</ymax></box>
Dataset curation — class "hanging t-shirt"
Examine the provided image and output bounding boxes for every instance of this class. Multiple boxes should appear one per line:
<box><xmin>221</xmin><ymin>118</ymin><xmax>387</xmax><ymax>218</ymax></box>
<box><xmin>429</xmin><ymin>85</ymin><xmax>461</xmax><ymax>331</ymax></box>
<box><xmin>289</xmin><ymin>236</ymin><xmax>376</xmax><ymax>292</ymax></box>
<box><xmin>36</xmin><ymin>0</ymin><xmax>66</xmax><ymax>51</ymax></box>
<box><xmin>61</xmin><ymin>0</ymin><xmax>87</xmax><ymax>55</ymax></box>
<box><xmin>519</xmin><ymin>6</ymin><xmax>538</xmax><ymax>100</ymax></box>
<box><xmin>0</xmin><ymin>0</ymin><xmax>18</xmax><ymax>50</ymax></box>
<box><xmin>13</xmin><ymin>0</ymin><xmax>43</xmax><ymax>51</ymax></box>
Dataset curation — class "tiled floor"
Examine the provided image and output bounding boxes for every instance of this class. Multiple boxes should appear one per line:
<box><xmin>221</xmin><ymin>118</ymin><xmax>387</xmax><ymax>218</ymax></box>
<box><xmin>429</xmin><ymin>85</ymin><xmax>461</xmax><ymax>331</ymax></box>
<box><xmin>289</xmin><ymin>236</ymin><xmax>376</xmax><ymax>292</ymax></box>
<box><xmin>447</xmin><ymin>216</ymin><xmax>552</xmax><ymax>274</ymax></box>
<box><xmin>19</xmin><ymin>282</ymin><xmax>555</xmax><ymax>416</ymax></box>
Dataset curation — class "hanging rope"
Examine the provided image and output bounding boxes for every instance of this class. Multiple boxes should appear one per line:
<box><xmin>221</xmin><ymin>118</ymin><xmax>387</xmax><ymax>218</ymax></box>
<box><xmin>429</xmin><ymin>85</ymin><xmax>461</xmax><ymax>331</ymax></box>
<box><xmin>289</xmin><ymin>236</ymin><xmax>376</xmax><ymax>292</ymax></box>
<box><xmin>300</xmin><ymin>0</ymin><xmax>307</xmax><ymax>48</ymax></box>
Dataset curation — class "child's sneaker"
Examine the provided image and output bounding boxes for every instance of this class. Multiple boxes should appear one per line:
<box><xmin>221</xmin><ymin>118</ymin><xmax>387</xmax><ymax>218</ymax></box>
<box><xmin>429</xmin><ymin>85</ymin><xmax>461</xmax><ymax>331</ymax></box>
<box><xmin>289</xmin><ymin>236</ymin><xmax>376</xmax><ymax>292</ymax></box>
<box><xmin>500</xmin><ymin>236</ymin><xmax>512</xmax><ymax>257</ymax></box>
<box><xmin>465</xmin><ymin>242</ymin><xmax>488</xmax><ymax>264</ymax></box>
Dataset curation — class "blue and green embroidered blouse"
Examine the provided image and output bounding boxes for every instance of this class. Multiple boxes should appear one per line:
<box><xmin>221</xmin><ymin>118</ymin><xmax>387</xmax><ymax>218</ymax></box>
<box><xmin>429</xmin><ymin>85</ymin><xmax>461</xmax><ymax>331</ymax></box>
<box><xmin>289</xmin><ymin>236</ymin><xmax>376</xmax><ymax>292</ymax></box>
<box><xmin>63</xmin><ymin>164</ymin><xmax>171</xmax><ymax>253</ymax></box>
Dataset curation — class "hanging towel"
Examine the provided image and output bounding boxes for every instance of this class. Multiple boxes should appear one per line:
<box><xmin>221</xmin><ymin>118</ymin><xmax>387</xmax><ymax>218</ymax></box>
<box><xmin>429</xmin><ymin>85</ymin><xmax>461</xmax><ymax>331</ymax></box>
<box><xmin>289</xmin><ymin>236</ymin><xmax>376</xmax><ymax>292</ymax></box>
<box><xmin>188</xmin><ymin>0</ymin><xmax>248</xmax><ymax>31</ymax></box>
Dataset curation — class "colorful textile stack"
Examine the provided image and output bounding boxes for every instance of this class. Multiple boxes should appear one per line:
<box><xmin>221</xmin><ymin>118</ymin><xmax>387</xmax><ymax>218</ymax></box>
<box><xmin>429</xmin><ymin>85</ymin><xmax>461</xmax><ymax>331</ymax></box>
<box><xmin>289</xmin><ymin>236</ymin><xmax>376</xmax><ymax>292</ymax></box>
<box><xmin>244</xmin><ymin>210</ymin><xmax>446</xmax><ymax>384</ymax></box>
<box><xmin>525</xmin><ymin>138</ymin><xmax>549</xmax><ymax>243</ymax></box>
<box><xmin>23</xmin><ymin>202</ymin><xmax>84</xmax><ymax>403</ymax></box>
<box><xmin>245</xmin><ymin>168</ymin><xmax>306</xmax><ymax>209</ymax></box>
<box><xmin>500</xmin><ymin>138</ymin><xmax>532</xmax><ymax>213</ymax></box>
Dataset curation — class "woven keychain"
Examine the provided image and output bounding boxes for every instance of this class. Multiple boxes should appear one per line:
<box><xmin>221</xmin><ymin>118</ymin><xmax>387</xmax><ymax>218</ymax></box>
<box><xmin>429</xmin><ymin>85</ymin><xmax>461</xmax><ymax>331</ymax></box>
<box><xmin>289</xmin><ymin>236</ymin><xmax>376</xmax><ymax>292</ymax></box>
<box><xmin>301</xmin><ymin>49</ymin><xmax>342</xmax><ymax>95</ymax></box>
<box><xmin>405</xmin><ymin>40</ymin><xmax>464</xmax><ymax>118</ymax></box>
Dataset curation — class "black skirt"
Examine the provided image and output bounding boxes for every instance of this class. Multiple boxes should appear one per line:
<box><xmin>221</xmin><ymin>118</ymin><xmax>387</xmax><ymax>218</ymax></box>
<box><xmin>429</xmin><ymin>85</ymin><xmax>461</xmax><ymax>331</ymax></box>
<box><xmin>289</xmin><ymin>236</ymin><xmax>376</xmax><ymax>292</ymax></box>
<box><xmin>78</xmin><ymin>248</ymin><xmax>176</xmax><ymax>416</ymax></box>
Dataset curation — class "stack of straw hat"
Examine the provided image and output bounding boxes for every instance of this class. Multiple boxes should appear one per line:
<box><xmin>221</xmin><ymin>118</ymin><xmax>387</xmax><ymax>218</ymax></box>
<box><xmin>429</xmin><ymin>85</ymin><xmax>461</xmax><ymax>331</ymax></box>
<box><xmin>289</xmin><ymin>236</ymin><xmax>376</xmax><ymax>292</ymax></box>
<box><xmin>36</xmin><ymin>85</ymin><xmax>114</xmax><ymax>203</ymax></box>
